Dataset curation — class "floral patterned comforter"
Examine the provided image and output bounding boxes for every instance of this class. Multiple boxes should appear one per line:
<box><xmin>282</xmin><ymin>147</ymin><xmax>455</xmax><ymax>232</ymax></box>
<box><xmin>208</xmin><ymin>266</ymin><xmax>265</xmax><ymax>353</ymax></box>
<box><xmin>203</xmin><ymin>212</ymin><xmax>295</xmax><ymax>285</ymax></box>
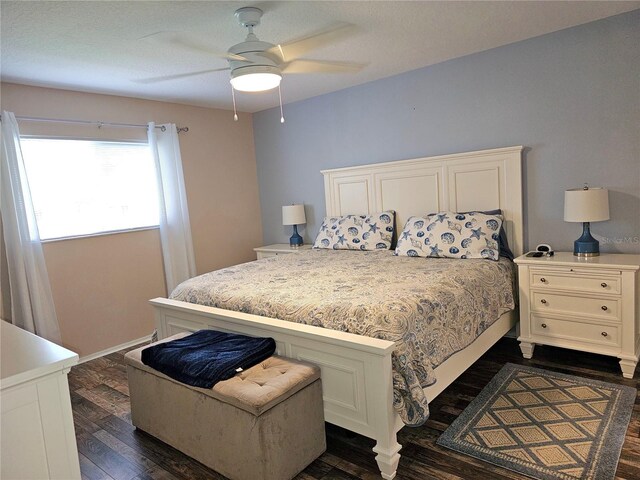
<box><xmin>170</xmin><ymin>249</ymin><xmax>516</xmax><ymax>426</ymax></box>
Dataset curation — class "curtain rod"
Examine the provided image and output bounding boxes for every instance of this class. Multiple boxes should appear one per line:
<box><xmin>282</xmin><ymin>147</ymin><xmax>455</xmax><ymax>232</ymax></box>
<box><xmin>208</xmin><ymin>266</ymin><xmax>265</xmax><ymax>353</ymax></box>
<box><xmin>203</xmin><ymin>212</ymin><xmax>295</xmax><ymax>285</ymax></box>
<box><xmin>2</xmin><ymin>114</ymin><xmax>189</xmax><ymax>133</ymax></box>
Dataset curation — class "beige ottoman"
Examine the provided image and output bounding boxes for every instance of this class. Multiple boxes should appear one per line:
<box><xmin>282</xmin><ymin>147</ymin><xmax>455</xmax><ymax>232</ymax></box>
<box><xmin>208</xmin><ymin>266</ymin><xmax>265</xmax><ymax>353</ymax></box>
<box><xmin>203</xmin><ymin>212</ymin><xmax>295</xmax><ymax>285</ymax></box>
<box><xmin>125</xmin><ymin>334</ymin><xmax>326</xmax><ymax>480</ymax></box>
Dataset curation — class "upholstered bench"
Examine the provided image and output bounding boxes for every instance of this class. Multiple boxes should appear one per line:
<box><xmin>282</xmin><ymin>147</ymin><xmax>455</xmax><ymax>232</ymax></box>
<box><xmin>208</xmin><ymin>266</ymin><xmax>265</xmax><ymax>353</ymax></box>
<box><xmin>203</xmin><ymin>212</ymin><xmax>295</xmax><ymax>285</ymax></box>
<box><xmin>125</xmin><ymin>333</ymin><xmax>326</xmax><ymax>480</ymax></box>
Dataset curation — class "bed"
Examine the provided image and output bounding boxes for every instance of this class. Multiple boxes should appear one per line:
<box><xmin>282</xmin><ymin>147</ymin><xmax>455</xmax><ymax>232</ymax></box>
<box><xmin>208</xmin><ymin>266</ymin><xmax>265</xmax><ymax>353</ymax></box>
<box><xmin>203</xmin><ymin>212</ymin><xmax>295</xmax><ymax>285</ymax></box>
<box><xmin>150</xmin><ymin>145</ymin><xmax>524</xmax><ymax>479</ymax></box>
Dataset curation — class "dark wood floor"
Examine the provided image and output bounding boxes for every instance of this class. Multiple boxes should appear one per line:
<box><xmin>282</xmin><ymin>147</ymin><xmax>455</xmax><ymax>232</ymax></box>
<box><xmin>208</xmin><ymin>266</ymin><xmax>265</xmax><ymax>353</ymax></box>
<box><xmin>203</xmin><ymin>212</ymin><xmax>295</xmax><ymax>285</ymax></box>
<box><xmin>70</xmin><ymin>338</ymin><xmax>640</xmax><ymax>480</ymax></box>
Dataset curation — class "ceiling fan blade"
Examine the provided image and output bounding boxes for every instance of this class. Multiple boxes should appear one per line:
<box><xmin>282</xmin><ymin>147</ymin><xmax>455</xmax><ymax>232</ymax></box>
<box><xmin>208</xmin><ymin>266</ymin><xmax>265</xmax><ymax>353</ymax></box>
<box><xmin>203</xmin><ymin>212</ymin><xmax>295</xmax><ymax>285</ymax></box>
<box><xmin>282</xmin><ymin>59</ymin><xmax>366</xmax><ymax>74</ymax></box>
<box><xmin>140</xmin><ymin>31</ymin><xmax>248</xmax><ymax>62</ymax></box>
<box><xmin>134</xmin><ymin>68</ymin><xmax>230</xmax><ymax>84</ymax></box>
<box><xmin>270</xmin><ymin>23</ymin><xmax>357</xmax><ymax>62</ymax></box>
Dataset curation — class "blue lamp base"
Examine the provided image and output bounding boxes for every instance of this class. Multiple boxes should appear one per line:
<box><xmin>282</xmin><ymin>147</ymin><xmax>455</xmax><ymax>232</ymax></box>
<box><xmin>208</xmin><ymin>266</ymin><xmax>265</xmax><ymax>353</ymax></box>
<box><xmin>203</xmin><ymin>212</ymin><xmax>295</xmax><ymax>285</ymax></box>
<box><xmin>574</xmin><ymin>222</ymin><xmax>599</xmax><ymax>257</ymax></box>
<box><xmin>289</xmin><ymin>225</ymin><xmax>303</xmax><ymax>248</ymax></box>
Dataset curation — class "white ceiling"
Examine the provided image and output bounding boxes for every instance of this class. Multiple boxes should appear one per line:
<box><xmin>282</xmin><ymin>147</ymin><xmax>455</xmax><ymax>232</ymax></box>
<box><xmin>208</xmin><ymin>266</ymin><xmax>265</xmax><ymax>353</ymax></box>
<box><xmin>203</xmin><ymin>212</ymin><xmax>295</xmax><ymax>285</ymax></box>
<box><xmin>2</xmin><ymin>1</ymin><xmax>638</xmax><ymax>113</ymax></box>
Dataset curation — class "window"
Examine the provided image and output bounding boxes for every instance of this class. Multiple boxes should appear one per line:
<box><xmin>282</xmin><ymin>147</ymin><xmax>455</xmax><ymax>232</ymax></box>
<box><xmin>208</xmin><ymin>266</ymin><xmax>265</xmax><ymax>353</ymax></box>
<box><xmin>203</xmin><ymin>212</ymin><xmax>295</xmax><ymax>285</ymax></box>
<box><xmin>20</xmin><ymin>138</ymin><xmax>160</xmax><ymax>240</ymax></box>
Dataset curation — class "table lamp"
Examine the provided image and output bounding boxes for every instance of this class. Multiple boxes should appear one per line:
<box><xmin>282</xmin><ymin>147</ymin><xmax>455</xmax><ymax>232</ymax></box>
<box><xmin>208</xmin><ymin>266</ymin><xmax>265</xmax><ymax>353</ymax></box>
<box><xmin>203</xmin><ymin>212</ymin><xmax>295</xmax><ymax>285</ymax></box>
<box><xmin>564</xmin><ymin>185</ymin><xmax>609</xmax><ymax>257</ymax></box>
<box><xmin>282</xmin><ymin>204</ymin><xmax>306</xmax><ymax>248</ymax></box>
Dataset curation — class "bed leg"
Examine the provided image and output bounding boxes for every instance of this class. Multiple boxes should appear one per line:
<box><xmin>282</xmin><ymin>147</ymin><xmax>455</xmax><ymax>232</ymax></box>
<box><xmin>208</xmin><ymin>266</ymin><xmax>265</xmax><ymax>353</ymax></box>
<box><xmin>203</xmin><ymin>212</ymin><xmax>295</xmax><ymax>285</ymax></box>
<box><xmin>373</xmin><ymin>439</ymin><xmax>401</xmax><ymax>479</ymax></box>
<box><xmin>370</xmin><ymin>391</ymin><xmax>402</xmax><ymax>479</ymax></box>
<box><xmin>366</xmin><ymin>349</ymin><xmax>402</xmax><ymax>478</ymax></box>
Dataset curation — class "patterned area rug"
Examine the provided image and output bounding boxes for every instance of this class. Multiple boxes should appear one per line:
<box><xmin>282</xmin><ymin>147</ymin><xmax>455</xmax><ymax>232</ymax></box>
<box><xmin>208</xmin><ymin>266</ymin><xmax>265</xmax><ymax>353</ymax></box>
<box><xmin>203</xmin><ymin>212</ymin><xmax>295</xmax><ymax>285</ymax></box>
<box><xmin>437</xmin><ymin>363</ymin><xmax>636</xmax><ymax>479</ymax></box>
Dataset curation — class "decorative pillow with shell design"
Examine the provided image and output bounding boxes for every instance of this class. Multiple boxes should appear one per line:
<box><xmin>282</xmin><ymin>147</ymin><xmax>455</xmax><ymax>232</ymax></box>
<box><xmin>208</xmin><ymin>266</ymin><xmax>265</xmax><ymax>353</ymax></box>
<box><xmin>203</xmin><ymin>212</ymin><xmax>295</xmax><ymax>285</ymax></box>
<box><xmin>313</xmin><ymin>211</ymin><xmax>395</xmax><ymax>250</ymax></box>
<box><xmin>395</xmin><ymin>211</ymin><xmax>502</xmax><ymax>260</ymax></box>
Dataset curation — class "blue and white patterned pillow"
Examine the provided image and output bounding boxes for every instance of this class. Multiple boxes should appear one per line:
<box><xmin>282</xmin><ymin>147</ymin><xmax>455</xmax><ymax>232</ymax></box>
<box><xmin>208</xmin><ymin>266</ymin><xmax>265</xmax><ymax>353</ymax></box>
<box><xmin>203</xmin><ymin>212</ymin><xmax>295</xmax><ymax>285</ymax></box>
<box><xmin>426</xmin><ymin>208</ymin><xmax>513</xmax><ymax>260</ymax></box>
<box><xmin>313</xmin><ymin>211</ymin><xmax>395</xmax><ymax>250</ymax></box>
<box><xmin>395</xmin><ymin>211</ymin><xmax>502</xmax><ymax>260</ymax></box>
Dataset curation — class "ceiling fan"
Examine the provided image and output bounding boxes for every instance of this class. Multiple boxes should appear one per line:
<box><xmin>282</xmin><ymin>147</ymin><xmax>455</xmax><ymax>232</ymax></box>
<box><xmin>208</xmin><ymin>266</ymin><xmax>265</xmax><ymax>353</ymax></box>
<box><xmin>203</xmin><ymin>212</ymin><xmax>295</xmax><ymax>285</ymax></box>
<box><xmin>137</xmin><ymin>7</ymin><xmax>365</xmax><ymax>93</ymax></box>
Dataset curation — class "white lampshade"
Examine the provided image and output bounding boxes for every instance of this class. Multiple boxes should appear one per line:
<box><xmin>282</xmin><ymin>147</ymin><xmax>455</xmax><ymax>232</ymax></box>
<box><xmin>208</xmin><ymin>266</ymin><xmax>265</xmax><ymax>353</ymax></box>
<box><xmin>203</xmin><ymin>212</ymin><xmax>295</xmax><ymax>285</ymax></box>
<box><xmin>282</xmin><ymin>205</ymin><xmax>306</xmax><ymax>226</ymax></box>
<box><xmin>564</xmin><ymin>187</ymin><xmax>610</xmax><ymax>222</ymax></box>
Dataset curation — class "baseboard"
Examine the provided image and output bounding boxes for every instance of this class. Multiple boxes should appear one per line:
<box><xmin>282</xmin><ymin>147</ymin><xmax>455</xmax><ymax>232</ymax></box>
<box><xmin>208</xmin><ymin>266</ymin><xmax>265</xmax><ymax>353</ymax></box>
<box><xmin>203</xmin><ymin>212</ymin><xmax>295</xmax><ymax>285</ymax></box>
<box><xmin>78</xmin><ymin>334</ymin><xmax>152</xmax><ymax>364</ymax></box>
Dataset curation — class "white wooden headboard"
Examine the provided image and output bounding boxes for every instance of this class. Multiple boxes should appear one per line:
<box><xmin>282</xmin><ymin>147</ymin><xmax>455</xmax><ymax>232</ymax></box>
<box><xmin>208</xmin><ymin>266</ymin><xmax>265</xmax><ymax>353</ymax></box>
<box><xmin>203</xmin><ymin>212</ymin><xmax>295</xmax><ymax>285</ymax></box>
<box><xmin>321</xmin><ymin>146</ymin><xmax>524</xmax><ymax>257</ymax></box>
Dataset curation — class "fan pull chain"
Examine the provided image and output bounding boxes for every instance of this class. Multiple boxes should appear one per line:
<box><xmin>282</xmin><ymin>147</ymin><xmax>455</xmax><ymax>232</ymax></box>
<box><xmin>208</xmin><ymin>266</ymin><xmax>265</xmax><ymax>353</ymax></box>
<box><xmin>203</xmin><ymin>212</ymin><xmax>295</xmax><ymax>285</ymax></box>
<box><xmin>231</xmin><ymin>86</ymin><xmax>239</xmax><ymax>122</ymax></box>
<box><xmin>278</xmin><ymin>84</ymin><xmax>285</xmax><ymax>124</ymax></box>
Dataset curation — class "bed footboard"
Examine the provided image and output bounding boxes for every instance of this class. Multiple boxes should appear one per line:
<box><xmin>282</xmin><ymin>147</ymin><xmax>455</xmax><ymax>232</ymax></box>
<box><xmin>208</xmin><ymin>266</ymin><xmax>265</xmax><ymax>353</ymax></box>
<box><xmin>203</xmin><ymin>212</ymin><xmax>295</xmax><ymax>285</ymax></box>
<box><xmin>149</xmin><ymin>298</ymin><xmax>402</xmax><ymax>479</ymax></box>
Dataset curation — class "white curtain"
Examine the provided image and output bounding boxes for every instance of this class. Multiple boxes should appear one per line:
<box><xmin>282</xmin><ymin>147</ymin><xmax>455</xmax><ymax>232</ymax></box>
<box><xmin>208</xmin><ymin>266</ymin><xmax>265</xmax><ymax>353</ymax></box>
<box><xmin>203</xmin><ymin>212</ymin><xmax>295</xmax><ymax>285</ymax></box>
<box><xmin>148</xmin><ymin>123</ymin><xmax>196</xmax><ymax>293</ymax></box>
<box><xmin>0</xmin><ymin>111</ymin><xmax>61</xmax><ymax>342</ymax></box>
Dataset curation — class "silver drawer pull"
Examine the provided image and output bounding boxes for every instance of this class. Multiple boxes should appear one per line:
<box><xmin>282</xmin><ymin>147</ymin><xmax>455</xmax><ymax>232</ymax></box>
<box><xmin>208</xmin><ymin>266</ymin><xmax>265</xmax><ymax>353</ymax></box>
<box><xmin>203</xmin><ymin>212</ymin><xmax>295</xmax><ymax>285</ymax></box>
<box><xmin>601</xmin><ymin>332</ymin><xmax>608</xmax><ymax>337</ymax></box>
<box><xmin>601</xmin><ymin>282</ymin><xmax>608</xmax><ymax>288</ymax></box>
<box><xmin>540</xmin><ymin>278</ymin><xmax>547</xmax><ymax>283</ymax></box>
<box><xmin>601</xmin><ymin>305</ymin><xmax>608</xmax><ymax>311</ymax></box>
<box><xmin>540</xmin><ymin>299</ymin><xmax>547</xmax><ymax>304</ymax></box>
<box><xmin>541</xmin><ymin>323</ymin><xmax>547</xmax><ymax>329</ymax></box>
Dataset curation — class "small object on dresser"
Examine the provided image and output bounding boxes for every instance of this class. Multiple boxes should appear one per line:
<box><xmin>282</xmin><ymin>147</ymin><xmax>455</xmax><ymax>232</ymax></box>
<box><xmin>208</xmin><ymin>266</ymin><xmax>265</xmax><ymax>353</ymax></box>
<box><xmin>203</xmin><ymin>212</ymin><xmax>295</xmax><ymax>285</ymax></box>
<box><xmin>564</xmin><ymin>184</ymin><xmax>609</xmax><ymax>257</ymax></box>
<box><xmin>282</xmin><ymin>204</ymin><xmax>306</xmax><ymax>248</ymax></box>
<box><xmin>535</xmin><ymin>243</ymin><xmax>554</xmax><ymax>256</ymax></box>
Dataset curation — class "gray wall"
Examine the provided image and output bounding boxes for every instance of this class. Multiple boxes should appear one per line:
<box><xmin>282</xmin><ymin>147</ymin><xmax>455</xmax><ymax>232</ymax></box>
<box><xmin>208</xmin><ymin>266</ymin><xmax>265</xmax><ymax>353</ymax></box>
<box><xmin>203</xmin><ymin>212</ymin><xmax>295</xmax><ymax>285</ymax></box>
<box><xmin>254</xmin><ymin>11</ymin><xmax>639</xmax><ymax>254</ymax></box>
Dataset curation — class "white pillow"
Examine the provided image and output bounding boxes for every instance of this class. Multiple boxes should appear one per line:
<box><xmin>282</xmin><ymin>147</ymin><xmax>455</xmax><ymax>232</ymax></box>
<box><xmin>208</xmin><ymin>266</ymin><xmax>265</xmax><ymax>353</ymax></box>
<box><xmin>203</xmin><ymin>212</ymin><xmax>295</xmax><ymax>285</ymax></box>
<box><xmin>395</xmin><ymin>211</ymin><xmax>502</xmax><ymax>260</ymax></box>
<box><xmin>313</xmin><ymin>211</ymin><xmax>395</xmax><ymax>250</ymax></box>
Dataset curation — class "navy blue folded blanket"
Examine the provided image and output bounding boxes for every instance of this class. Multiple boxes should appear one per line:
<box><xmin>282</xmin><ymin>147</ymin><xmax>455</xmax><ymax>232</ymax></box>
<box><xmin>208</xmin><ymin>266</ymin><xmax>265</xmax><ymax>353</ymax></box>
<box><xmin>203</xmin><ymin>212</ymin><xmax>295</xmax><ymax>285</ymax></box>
<box><xmin>141</xmin><ymin>330</ymin><xmax>276</xmax><ymax>389</ymax></box>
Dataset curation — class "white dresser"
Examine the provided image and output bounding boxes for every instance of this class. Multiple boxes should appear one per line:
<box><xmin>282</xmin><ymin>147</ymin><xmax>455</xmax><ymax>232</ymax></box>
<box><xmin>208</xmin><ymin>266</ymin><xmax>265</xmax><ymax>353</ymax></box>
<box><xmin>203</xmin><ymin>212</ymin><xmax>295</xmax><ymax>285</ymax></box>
<box><xmin>515</xmin><ymin>252</ymin><xmax>640</xmax><ymax>378</ymax></box>
<box><xmin>254</xmin><ymin>243</ymin><xmax>312</xmax><ymax>260</ymax></box>
<box><xmin>1</xmin><ymin>321</ymin><xmax>81</xmax><ymax>479</ymax></box>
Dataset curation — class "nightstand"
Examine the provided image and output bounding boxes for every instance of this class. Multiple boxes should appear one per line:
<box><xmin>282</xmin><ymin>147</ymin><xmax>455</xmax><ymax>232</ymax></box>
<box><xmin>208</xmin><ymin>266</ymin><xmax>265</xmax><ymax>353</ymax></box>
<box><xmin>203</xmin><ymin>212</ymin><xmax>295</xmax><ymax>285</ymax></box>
<box><xmin>254</xmin><ymin>243</ymin><xmax>312</xmax><ymax>260</ymax></box>
<box><xmin>515</xmin><ymin>252</ymin><xmax>640</xmax><ymax>378</ymax></box>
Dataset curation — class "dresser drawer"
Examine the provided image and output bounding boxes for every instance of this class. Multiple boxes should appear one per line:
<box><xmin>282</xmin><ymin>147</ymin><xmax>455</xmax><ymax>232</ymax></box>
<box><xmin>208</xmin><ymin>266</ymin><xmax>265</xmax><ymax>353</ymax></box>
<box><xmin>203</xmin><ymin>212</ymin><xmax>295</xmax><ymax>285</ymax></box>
<box><xmin>530</xmin><ymin>269</ymin><xmax>621</xmax><ymax>294</ymax></box>
<box><xmin>531</xmin><ymin>315</ymin><xmax>620</xmax><ymax>348</ymax></box>
<box><xmin>531</xmin><ymin>291</ymin><xmax>620</xmax><ymax>320</ymax></box>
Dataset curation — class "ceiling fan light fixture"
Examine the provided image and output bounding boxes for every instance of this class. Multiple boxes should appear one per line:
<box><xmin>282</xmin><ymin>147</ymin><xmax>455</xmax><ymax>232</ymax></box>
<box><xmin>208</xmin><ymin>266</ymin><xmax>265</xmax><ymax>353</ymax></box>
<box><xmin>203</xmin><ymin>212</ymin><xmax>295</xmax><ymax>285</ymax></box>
<box><xmin>230</xmin><ymin>66</ymin><xmax>282</xmax><ymax>92</ymax></box>
<box><xmin>230</xmin><ymin>72</ymin><xmax>281</xmax><ymax>92</ymax></box>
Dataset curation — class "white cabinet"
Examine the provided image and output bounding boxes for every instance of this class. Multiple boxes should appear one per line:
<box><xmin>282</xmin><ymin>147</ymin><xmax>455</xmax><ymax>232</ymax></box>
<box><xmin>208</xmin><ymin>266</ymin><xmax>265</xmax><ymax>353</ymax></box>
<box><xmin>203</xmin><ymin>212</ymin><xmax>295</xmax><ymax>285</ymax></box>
<box><xmin>1</xmin><ymin>321</ymin><xmax>80</xmax><ymax>479</ymax></box>
<box><xmin>253</xmin><ymin>244</ymin><xmax>312</xmax><ymax>260</ymax></box>
<box><xmin>515</xmin><ymin>252</ymin><xmax>640</xmax><ymax>378</ymax></box>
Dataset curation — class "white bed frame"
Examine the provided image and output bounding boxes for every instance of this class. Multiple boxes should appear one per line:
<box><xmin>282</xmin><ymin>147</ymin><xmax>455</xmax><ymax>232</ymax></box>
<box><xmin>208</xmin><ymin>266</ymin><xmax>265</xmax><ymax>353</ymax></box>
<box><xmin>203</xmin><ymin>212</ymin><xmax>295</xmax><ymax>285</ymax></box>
<box><xmin>150</xmin><ymin>145</ymin><xmax>524</xmax><ymax>479</ymax></box>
